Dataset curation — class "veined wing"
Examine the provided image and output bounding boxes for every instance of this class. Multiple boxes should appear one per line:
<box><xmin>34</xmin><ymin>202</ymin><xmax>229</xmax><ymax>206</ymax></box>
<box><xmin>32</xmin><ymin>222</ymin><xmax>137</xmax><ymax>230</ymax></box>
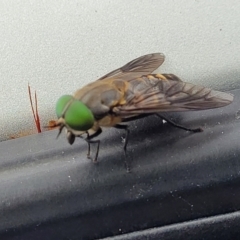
<box><xmin>113</xmin><ymin>74</ymin><xmax>234</xmax><ymax>117</ymax></box>
<box><xmin>97</xmin><ymin>53</ymin><xmax>165</xmax><ymax>81</ymax></box>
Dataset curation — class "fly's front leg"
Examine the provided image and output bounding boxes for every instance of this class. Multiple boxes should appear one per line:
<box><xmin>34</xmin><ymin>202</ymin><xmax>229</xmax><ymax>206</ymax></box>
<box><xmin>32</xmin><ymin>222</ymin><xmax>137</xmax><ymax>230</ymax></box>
<box><xmin>86</xmin><ymin>132</ymin><xmax>91</xmax><ymax>159</ymax></box>
<box><xmin>85</xmin><ymin>128</ymin><xmax>102</xmax><ymax>162</ymax></box>
<box><xmin>156</xmin><ymin>114</ymin><xmax>203</xmax><ymax>132</ymax></box>
<box><xmin>85</xmin><ymin>139</ymin><xmax>101</xmax><ymax>163</ymax></box>
<box><xmin>115</xmin><ymin>124</ymin><xmax>131</xmax><ymax>172</ymax></box>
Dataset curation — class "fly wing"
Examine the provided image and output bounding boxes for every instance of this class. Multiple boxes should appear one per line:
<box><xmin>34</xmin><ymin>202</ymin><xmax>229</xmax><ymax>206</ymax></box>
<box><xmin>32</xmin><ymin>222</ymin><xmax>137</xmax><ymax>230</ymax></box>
<box><xmin>113</xmin><ymin>74</ymin><xmax>234</xmax><ymax>117</ymax></box>
<box><xmin>97</xmin><ymin>53</ymin><xmax>165</xmax><ymax>81</ymax></box>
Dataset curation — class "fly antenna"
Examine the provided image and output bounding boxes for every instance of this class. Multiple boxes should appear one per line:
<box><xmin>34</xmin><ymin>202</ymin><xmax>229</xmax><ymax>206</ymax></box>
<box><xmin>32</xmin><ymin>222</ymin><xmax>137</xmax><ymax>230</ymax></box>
<box><xmin>56</xmin><ymin>125</ymin><xmax>64</xmax><ymax>139</ymax></box>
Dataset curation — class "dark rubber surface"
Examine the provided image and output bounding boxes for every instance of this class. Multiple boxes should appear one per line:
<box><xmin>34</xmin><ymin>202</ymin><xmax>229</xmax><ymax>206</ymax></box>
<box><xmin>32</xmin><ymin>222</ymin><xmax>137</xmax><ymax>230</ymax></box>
<box><xmin>0</xmin><ymin>89</ymin><xmax>239</xmax><ymax>240</ymax></box>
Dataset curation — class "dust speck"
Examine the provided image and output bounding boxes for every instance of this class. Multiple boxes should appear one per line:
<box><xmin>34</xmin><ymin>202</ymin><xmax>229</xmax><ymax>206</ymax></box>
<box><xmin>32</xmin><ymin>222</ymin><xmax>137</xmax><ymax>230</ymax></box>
<box><xmin>235</xmin><ymin>110</ymin><xmax>240</xmax><ymax>120</ymax></box>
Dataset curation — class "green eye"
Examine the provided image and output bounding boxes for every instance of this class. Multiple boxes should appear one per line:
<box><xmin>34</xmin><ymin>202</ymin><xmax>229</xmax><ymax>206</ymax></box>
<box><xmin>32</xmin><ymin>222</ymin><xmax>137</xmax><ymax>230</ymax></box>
<box><xmin>56</xmin><ymin>95</ymin><xmax>73</xmax><ymax>118</ymax></box>
<box><xmin>56</xmin><ymin>95</ymin><xmax>94</xmax><ymax>131</ymax></box>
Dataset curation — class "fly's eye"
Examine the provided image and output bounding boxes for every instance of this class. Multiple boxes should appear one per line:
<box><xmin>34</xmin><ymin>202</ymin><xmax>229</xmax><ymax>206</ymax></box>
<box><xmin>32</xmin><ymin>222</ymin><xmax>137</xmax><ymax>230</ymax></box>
<box><xmin>56</xmin><ymin>95</ymin><xmax>94</xmax><ymax>131</ymax></box>
<box><xmin>56</xmin><ymin>95</ymin><xmax>73</xmax><ymax>118</ymax></box>
<box><xmin>65</xmin><ymin>100</ymin><xmax>95</xmax><ymax>131</ymax></box>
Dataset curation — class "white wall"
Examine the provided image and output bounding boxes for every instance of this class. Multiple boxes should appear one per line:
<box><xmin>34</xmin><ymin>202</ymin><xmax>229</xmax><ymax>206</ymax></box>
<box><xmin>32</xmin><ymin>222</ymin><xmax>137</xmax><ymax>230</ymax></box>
<box><xmin>0</xmin><ymin>0</ymin><xmax>240</xmax><ymax>140</ymax></box>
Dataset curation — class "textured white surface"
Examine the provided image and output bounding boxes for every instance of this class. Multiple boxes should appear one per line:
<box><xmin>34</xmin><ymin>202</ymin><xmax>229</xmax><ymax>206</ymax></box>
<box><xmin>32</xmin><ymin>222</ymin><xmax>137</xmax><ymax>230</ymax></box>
<box><xmin>0</xmin><ymin>0</ymin><xmax>240</xmax><ymax>141</ymax></box>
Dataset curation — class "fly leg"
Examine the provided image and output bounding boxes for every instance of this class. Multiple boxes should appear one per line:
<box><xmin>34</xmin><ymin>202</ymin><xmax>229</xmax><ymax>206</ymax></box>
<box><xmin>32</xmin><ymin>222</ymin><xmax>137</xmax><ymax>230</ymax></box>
<box><xmin>155</xmin><ymin>114</ymin><xmax>203</xmax><ymax>132</ymax></box>
<box><xmin>115</xmin><ymin>124</ymin><xmax>131</xmax><ymax>172</ymax></box>
<box><xmin>85</xmin><ymin>139</ymin><xmax>100</xmax><ymax>163</ymax></box>
<box><xmin>84</xmin><ymin>128</ymin><xmax>102</xmax><ymax>162</ymax></box>
<box><xmin>115</xmin><ymin>124</ymin><xmax>130</xmax><ymax>153</ymax></box>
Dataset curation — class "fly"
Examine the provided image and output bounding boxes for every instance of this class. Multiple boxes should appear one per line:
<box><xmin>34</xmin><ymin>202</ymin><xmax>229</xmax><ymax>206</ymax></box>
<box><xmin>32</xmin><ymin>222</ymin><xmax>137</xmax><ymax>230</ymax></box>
<box><xmin>54</xmin><ymin>53</ymin><xmax>233</xmax><ymax>167</ymax></box>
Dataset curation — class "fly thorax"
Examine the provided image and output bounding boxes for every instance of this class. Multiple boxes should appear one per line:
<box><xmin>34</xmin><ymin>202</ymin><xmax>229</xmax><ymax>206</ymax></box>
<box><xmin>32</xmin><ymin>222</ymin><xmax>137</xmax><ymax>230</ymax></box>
<box><xmin>80</xmin><ymin>87</ymin><xmax>123</xmax><ymax>119</ymax></box>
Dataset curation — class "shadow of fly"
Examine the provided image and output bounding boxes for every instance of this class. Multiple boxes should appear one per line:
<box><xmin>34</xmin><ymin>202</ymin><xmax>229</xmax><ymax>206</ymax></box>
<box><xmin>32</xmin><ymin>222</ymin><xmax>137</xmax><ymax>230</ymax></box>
<box><xmin>52</xmin><ymin>53</ymin><xmax>233</xmax><ymax>170</ymax></box>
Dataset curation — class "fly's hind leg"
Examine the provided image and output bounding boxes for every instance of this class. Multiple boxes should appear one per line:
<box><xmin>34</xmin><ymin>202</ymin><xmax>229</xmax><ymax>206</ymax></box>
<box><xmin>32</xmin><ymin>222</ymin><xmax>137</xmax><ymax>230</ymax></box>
<box><xmin>156</xmin><ymin>114</ymin><xmax>203</xmax><ymax>132</ymax></box>
<box><xmin>85</xmin><ymin>128</ymin><xmax>102</xmax><ymax>162</ymax></box>
<box><xmin>115</xmin><ymin>124</ymin><xmax>131</xmax><ymax>172</ymax></box>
